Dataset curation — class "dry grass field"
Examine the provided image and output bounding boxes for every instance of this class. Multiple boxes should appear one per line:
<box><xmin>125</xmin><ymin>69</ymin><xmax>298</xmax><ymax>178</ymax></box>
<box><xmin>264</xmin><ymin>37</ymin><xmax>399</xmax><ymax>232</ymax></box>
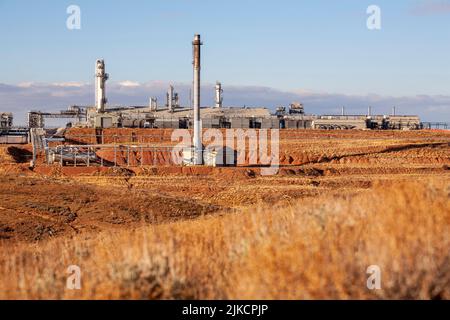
<box><xmin>0</xmin><ymin>129</ymin><xmax>449</xmax><ymax>299</ymax></box>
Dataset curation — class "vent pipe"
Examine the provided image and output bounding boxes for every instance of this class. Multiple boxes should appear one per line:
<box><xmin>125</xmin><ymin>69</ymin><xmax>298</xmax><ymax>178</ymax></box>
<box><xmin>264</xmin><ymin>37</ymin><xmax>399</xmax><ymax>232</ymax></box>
<box><xmin>192</xmin><ymin>34</ymin><xmax>203</xmax><ymax>165</ymax></box>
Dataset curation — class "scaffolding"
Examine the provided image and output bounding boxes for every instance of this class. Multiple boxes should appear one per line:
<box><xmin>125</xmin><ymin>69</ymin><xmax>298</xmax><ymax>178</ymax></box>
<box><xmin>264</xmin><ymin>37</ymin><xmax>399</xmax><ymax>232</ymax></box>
<box><xmin>28</xmin><ymin>106</ymin><xmax>88</xmax><ymax>128</ymax></box>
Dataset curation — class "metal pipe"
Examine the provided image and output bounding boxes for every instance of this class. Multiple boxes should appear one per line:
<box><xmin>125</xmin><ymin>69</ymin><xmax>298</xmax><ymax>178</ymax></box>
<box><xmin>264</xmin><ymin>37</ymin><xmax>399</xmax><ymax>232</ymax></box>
<box><xmin>127</xmin><ymin>145</ymin><xmax>130</xmax><ymax>167</ymax></box>
<box><xmin>114</xmin><ymin>145</ymin><xmax>117</xmax><ymax>167</ymax></box>
<box><xmin>192</xmin><ymin>34</ymin><xmax>203</xmax><ymax>165</ymax></box>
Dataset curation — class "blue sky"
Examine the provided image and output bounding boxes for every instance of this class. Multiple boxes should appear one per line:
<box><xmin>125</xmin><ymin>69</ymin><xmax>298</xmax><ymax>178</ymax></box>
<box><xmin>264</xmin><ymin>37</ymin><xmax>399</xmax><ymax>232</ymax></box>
<box><xmin>0</xmin><ymin>0</ymin><xmax>450</xmax><ymax>123</ymax></box>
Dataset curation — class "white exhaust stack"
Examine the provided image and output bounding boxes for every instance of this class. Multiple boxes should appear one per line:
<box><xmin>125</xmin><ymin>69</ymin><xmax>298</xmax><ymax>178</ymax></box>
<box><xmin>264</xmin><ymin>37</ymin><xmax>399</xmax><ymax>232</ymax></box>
<box><xmin>150</xmin><ymin>97</ymin><xmax>158</xmax><ymax>111</ymax></box>
<box><xmin>215</xmin><ymin>81</ymin><xmax>223</xmax><ymax>108</ymax></box>
<box><xmin>167</xmin><ymin>85</ymin><xmax>174</xmax><ymax>112</ymax></box>
<box><xmin>95</xmin><ymin>59</ymin><xmax>109</xmax><ymax>113</ymax></box>
<box><xmin>192</xmin><ymin>34</ymin><xmax>203</xmax><ymax>165</ymax></box>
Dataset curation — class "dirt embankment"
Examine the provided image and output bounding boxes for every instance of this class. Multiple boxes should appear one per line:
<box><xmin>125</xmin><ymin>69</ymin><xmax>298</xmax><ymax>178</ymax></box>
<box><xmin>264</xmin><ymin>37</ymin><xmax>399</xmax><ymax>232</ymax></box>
<box><xmin>0</xmin><ymin>146</ymin><xmax>33</xmax><ymax>174</ymax></box>
<box><xmin>63</xmin><ymin>127</ymin><xmax>450</xmax><ymax>144</ymax></box>
<box><xmin>60</xmin><ymin>128</ymin><xmax>450</xmax><ymax>167</ymax></box>
<box><xmin>0</xmin><ymin>145</ymin><xmax>32</xmax><ymax>163</ymax></box>
<box><xmin>0</xmin><ymin>174</ymin><xmax>226</xmax><ymax>242</ymax></box>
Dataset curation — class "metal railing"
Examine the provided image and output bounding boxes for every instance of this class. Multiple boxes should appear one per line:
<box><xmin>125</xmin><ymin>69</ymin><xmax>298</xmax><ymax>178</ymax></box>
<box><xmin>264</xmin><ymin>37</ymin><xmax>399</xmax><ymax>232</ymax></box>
<box><xmin>47</xmin><ymin>144</ymin><xmax>188</xmax><ymax>167</ymax></box>
<box><xmin>46</xmin><ymin>144</ymin><xmax>240</xmax><ymax>168</ymax></box>
<box><xmin>422</xmin><ymin>122</ymin><xmax>449</xmax><ymax>130</ymax></box>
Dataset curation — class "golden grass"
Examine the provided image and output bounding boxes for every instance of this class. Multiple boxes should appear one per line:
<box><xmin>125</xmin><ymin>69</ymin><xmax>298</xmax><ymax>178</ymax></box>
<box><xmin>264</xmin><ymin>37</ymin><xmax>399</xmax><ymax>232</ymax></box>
<box><xmin>0</xmin><ymin>179</ymin><xmax>449</xmax><ymax>300</ymax></box>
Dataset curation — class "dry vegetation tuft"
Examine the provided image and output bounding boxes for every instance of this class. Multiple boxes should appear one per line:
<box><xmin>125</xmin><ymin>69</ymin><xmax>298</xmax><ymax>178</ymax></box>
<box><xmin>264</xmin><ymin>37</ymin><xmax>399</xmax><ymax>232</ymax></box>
<box><xmin>1</xmin><ymin>180</ymin><xmax>448</xmax><ymax>300</ymax></box>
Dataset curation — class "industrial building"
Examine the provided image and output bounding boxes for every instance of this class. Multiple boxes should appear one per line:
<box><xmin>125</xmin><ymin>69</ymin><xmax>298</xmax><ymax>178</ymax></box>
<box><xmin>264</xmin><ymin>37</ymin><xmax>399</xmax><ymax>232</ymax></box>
<box><xmin>76</xmin><ymin>53</ymin><xmax>422</xmax><ymax>131</ymax></box>
<box><xmin>0</xmin><ymin>113</ymin><xmax>29</xmax><ymax>144</ymax></box>
<box><xmin>79</xmin><ymin>58</ymin><xmax>421</xmax><ymax>131</ymax></box>
<box><xmin>84</xmin><ymin>98</ymin><xmax>421</xmax><ymax>131</ymax></box>
<box><xmin>0</xmin><ymin>113</ymin><xmax>13</xmax><ymax>129</ymax></box>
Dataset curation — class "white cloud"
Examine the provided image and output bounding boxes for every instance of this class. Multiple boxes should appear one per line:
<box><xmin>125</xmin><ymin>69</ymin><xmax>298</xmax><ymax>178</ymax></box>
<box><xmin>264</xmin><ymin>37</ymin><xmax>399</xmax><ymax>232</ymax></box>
<box><xmin>51</xmin><ymin>82</ymin><xmax>87</xmax><ymax>88</ymax></box>
<box><xmin>118</xmin><ymin>80</ymin><xmax>141</xmax><ymax>87</ymax></box>
<box><xmin>17</xmin><ymin>82</ymin><xmax>35</xmax><ymax>88</ymax></box>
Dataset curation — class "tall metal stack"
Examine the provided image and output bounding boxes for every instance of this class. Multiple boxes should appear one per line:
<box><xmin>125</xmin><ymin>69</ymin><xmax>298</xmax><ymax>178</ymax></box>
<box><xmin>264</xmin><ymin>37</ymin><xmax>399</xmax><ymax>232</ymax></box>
<box><xmin>215</xmin><ymin>81</ymin><xmax>223</xmax><ymax>108</ymax></box>
<box><xmin>167</xmin><ymin>85</ymin><xmax>174</xmax><ymax>112</ymax></box>
<box><xmin>166</xmin><ymin>85</ymin><xmax>180</xmax><ymax>112</ymax></box>
<box><xmin>192</xmin><ymin>34</ymin><xmax>203</xmax><ymax>165</ymax></box>
<box><xmin>95</xmin><ymin>59</ymin><xmax>109</xmax><ymax>113</ymax></box>
<box><xmin>150</xmin><ymin>97</ymin><xmax>158</xmax><ymax>111</ymax></box>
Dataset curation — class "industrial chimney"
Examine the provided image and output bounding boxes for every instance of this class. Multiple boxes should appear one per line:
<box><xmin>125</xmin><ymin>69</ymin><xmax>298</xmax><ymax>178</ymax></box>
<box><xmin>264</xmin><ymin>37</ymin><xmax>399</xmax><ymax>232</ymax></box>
<box><xmin>167</xmin><ymin>85</ymin><xmax>174</xmax><ymax>112</ymax></box>
<box><xmin>150</xmin><ymin>97</ymin><xmax>158</xmax><ymax>111</ymax></box>
<box><xmin>192</xmin><ymin>34</ymin><xmax>203</xmax><ymax>165</ymax></box>
<box><xmin>95</xmin><ymin>59</ymin><xmax>109</xmax><ymax>113</ymax></box>
<box><xmin>215</xmin><ymin>81</ymin><xmax>223</xmax><ymax>108</ymax></box>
